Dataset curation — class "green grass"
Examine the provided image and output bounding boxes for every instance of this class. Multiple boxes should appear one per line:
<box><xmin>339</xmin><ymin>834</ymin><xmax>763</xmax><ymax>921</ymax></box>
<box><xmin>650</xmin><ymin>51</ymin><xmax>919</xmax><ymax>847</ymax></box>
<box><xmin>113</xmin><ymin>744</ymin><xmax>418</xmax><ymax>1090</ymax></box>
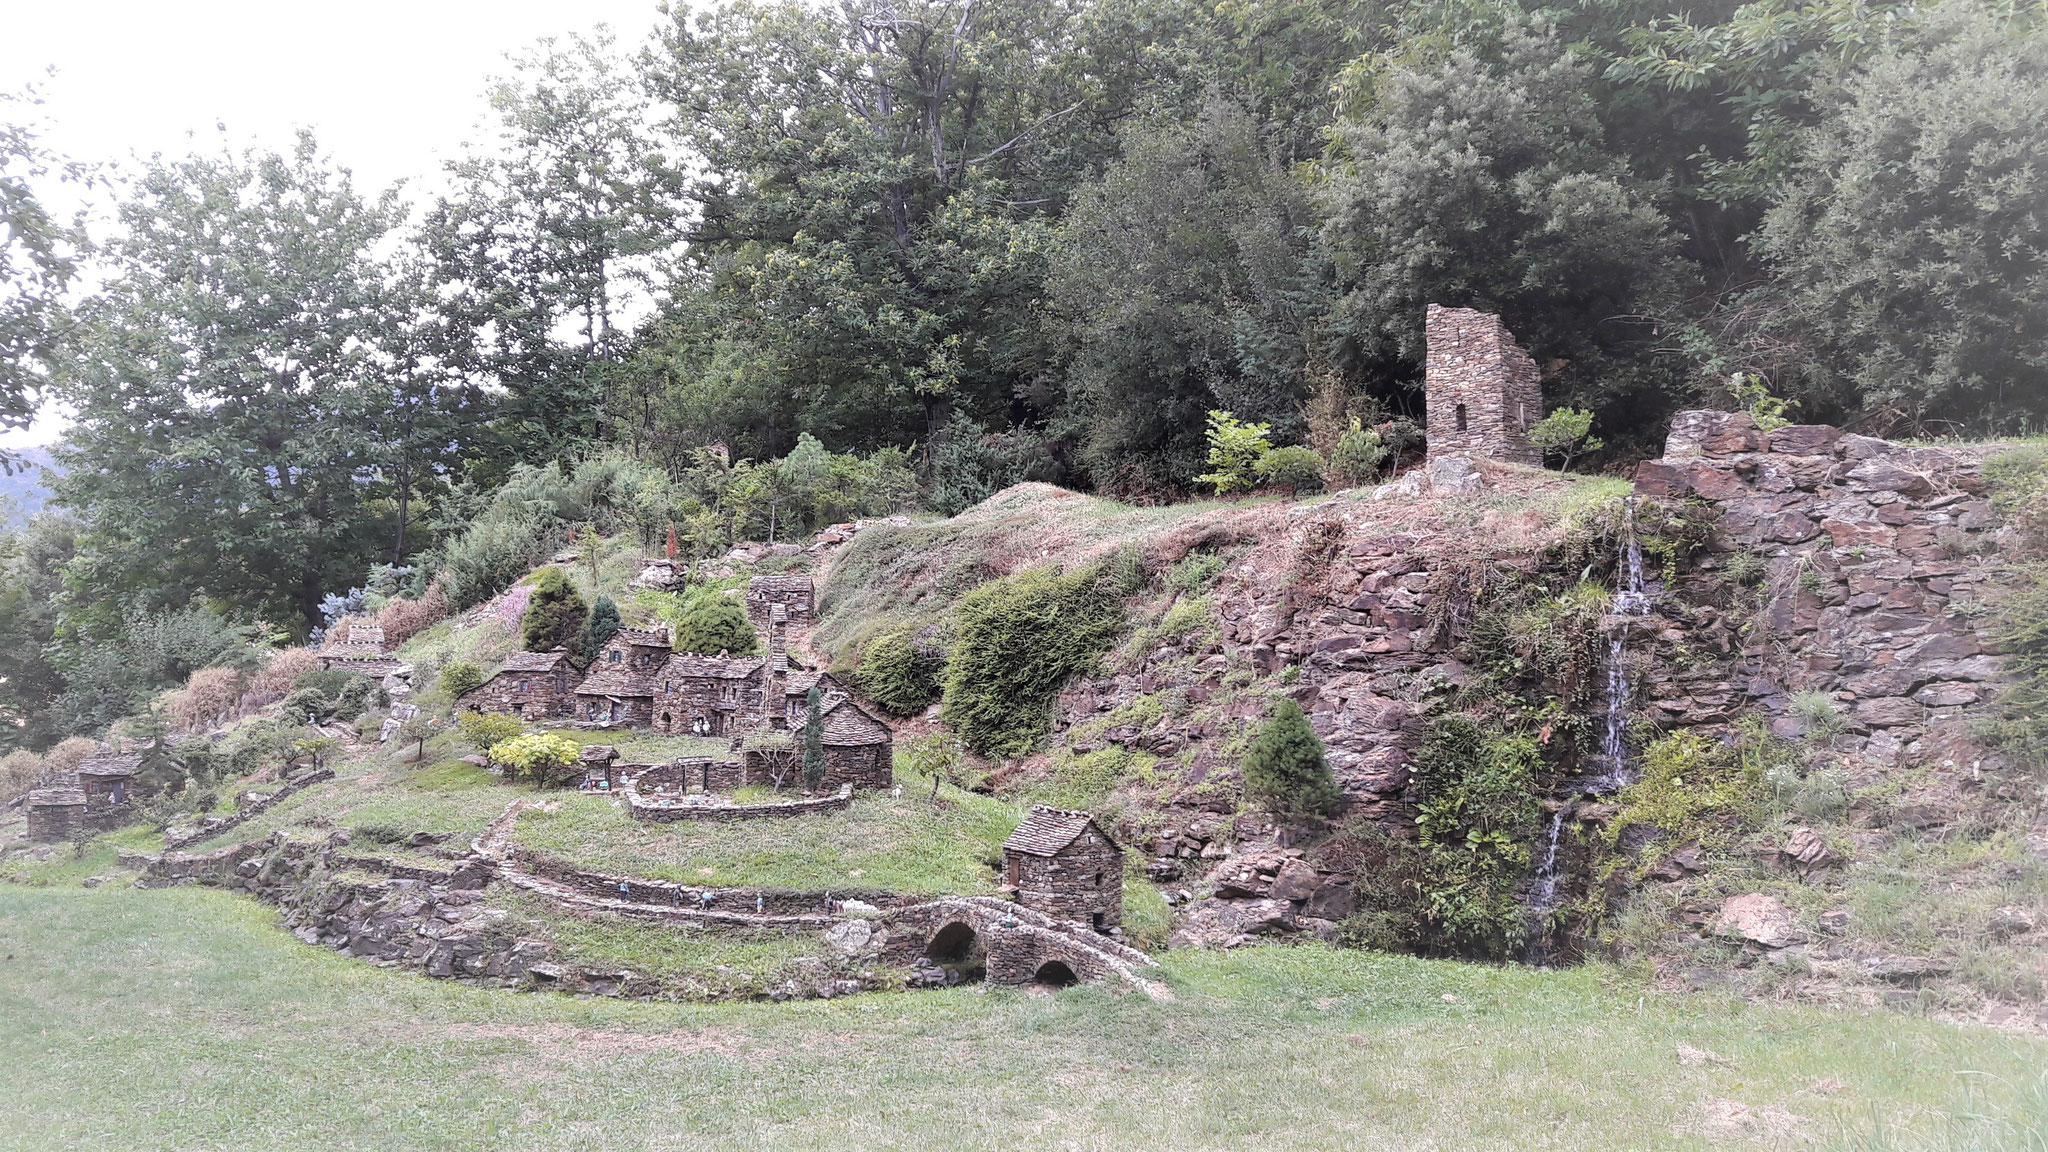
<box><xmin>487</xmin><ymin>888</ymin><xmax>840</xmax><ymax>997</ymax></box>
<box><xmin>511</xmin><ymin>773</ymin><xmax>1018</xmax><ymax>894</ymax></box>
<box><xmin>2</xmin><ymin>884</ymin><xmax>2045</xmax><ymax>1150</ymax></box>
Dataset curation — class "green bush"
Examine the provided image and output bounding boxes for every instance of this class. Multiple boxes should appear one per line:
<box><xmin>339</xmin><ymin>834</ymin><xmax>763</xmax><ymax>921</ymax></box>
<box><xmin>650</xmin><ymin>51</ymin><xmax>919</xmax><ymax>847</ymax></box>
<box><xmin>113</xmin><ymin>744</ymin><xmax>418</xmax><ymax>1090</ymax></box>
<box><xmin>521</xmin><ymin>567</ymin><xmax>588</xmax><ymax>655</ymax></box>
<box><xmin>439</xmin><ymin>661</ymin><xmax>486</xmax><ymax>700</ymax></box>
<box><xmin>1609</xmin><ymin>729</ymin><xmax>1765</xmax><ymax>856</ymax></box>
<box><xmin>490</xmin><ymin>731</ymin><xmax>581</xmax><ymax>787</ymax></box>
<box><xmin>580</xmin><ymin>595</ymin><xmax>622</xmax><ymax>657</ymax></box>
<box><xmin>1164</xmin><ymin>550</ymin><xmax>1227</xmax><ymax>595</ymax></box>
<box><xmin>1253</xmin><ymin>445</ymin><xmax>1326</xmax><ymax>495</ymax></box>
<box><xmin>1409</xmin><ymin>715</ymin><xmax>1542</xmax><ymax>959</ymax></box>
<box><xmin>1327</xmin><ymin>419</ymin><xmax>1387</xmax><ymax>487</ymax></box>
<box><xmin>1529</xmin><ymin>407</ymin><xmax>1603</xmax><ymax>471</ymax></box>
<box><xmin>293</xmin><ymin>667</ymin><xmax>357</xmax><ymax>698</ymax></box>
<box><xmin>1196</xmin><ymin>410</ymin><xmax>1272</xmax><ymax>495</ymax></box>
<box><xmin>1240</xmin><ymin>697</ymin><xmax>1339</xmax><ymax>818</ymax></box>
<box><xmin>941</xmin><ymin>555</ymin><xmax>1137</xmax><ymax>758</ymax></box>
<box><xmin>856</xmin><ymin>628</ymin><xmax>945</xmax><ymax>716</ymax></box>
<box><xmin>457</xmin><ymin>711</ymin><xmax>525</xmax><ymax>757</ymax></box>
<box><xmin>667</xmin><ymin>589</ymin><xmax>757</xmax><ymax>656</ymax></box>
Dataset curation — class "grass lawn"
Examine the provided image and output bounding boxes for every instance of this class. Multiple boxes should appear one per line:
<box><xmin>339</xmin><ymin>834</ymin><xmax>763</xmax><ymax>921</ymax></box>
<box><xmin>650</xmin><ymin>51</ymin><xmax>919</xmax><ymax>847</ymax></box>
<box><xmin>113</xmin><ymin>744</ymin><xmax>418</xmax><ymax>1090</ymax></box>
<box><xmin>2</xmin><ymin>884</ymin><xmax>2045</xmax><ymax>1151</ymax></box>
<box><xmin>511</xmin><ymin>773</ymin><xmax>1019</xmax><ymax>894</ymax></box>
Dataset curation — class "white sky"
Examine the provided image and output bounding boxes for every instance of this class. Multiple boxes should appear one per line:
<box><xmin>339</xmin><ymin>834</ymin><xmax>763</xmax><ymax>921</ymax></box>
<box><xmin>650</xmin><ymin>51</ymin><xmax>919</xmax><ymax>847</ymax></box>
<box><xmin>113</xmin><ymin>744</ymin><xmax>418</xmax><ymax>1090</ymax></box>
<box><xmin>1</xmin><ymin>0</ymin><xmax>673</xmax><ymax>447</ymax></box>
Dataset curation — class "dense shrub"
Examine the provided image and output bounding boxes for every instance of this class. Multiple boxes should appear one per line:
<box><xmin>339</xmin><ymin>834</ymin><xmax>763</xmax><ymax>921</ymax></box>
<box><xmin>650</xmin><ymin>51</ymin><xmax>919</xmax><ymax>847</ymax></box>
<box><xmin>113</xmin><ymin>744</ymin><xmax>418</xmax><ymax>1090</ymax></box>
<box><xmin>1410</xmin><ymin>715</ymin><xmax>1543</xmax><ymax>959</ymax></box>
<box><xmin>249</xmin><ymin>647</ymin><xmax>320</xmax><ymax>701</ymax></box>
<box><xmin>457</xmin><ymin>711</ymin><xmax>525</xmax><ymax>756</ymax></box>
<box><xmin>1240</xmin><ymin>697</ymin><xmax>1340</xmax><ymax>818</ymax></box>
<box><xmin>856</xmin><ymin>628</ymin><xmax>946</xmax><ymax>716</ymax></box>
<box><xmin>489</xmin><ymin>731</ymin><xmax>581</xmax><ymax>787</ymax></box>
<box><xmin>666</xmin><ymin>589</ymin><xmax>757</xmax><ymax>656</ymax></box>
<box><xmin>372</xmin><ymin>582</ymin><xmax>450</xmax><ymax>647</ymax></box>
<box><xmin>172</xmin><ymin>667</ymin><xmax>243</xmax><ymax>732</ymax></box>
<box><xmin>521</xmin><ymin>567</ymin><xmax>588</xmax><ymax>655</ymax></box>
<box><xmin>1326</xmin><ymin>419</ymin><xmax>1387</xmax><ymax>488</ymax></box>
<box><xmin>1253</xmin><ymin>445</ymin><xmax>1325</xmax><ymax>495</ymax></box>
<box><xmin>438</xmin><ymin>661</ymin><xmax>486</xmax><ymax>701</ymax></box>
<box><xmin>580</xmin><ymin>595</ymin><xmax>622</xmax><ymax>656</ymax></box>
<box><xmin>941</xmin><ymin>554</ymin><xmax>1138</xmax><ymax>758</ymax></box>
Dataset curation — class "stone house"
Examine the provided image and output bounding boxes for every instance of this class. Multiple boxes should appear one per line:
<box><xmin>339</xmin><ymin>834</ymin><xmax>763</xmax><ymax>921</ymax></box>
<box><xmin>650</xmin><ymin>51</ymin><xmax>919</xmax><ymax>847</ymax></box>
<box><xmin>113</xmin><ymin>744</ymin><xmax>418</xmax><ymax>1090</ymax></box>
<box><xmin>745</xmin><ymin>574</ymin><xmax>816</xmax><ymax>630</ymax></box>
<box><xmin>575</xmin><ymin>627</ymin><xmax>672</xmax><ymax>726</ymax></box>
<box><xmin>651</xmin><ymin>654</ymin><xmax>766</xmax><ymax>737</ymax></box>
<box><xmin>578</xmin><ymin>745</ymin><xmax>622</xmax><ymax>790</ymax></box>
<box><xmin>460</xmin><ymin>648</ymin><xmax>581</xmax><ymax>720</ymax></box>
<box><xmin>1001</xmin><ymin>806</ymin><xmax>1124</xmax><ymax>931</ymax></box>
<box><xmin>316</xmin><ymin>620</ymin><xmax>407</xmax><ymax>678</ymax></box>
<box><xmin>74</xmin><ymin>752</ymin><xmax>142</xmax><ymax>807</ymax></box>
<box><xmin>817</xmin><ymin>697</ymin><xmax>894</xmax><ymax>791</ymax></box>
<box><xmin>25</xmin><ymin>788</ymin><xmax>87</xmax><ymax>843</ymax></box>
<box><xmin>1424</xmin><ymin>304</ymin><xmax>1542</xmax><ymax>465</ymax></box>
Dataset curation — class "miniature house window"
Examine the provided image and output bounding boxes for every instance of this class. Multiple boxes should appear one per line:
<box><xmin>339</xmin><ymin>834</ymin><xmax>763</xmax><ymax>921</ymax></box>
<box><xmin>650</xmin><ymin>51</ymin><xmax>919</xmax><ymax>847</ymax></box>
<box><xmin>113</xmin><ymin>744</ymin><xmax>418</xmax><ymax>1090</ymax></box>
<box><xmin>1455</xmin><ymin>403</ymin><xmax>1468</xmax><ymax>432</ymax></box>
<box><xmin>609</xmin><ymin>650</ymin><xmax>621</xmax><ymax>663</ymax></box>
<box><xmin>518</xmin><ymin>679</ymin><xmax>529</xmax><ymax>693</ymax></box>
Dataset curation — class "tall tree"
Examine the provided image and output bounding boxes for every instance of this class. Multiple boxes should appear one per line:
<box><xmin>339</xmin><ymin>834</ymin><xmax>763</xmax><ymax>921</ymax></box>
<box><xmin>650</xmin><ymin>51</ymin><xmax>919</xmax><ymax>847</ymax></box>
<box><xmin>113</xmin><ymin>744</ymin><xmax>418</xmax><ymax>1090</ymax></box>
<box><xmin>421</xmin><ymin>29</ymin><xmax>676</xmax><ymax>474</ymax></box>
<box><xmin>54</xmin><ymin>132</ymin><xmax>409</xmax><ymax>633</ymax></box>
<box><xmin>0</xmin><ymin>87</ymin><xmax>88</xmax><ymax>468</ymax></box>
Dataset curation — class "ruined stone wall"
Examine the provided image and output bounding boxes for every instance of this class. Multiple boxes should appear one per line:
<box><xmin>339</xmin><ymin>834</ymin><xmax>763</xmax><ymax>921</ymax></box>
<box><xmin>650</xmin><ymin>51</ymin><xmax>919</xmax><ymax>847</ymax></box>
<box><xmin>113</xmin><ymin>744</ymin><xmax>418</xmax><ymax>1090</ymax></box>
<box><xmin>1424</xmin><ymin>304</ymin><xmax>1542</xmax><ymax>465</ymax></box>
<box><xmin>163</xmin><ymin>767</ymin><xmax>335</xmax><ymax>851</ymax></box>
<box><xmin>1634</xmin><ymin>412</ymin><xmax>2010</xmax><ymax>760</ymax></box>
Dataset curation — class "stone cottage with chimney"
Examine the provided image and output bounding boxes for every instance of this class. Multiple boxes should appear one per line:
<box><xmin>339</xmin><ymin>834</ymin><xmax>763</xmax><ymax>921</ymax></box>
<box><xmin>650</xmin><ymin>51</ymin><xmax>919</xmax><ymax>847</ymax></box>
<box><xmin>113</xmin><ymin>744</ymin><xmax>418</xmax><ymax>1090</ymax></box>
<box><xmin>460</xmin><ymin>648</ymin><xmax>581</xmax><ymax>721</ymax></box>
<box><xmin>1001</xmin><ymin>806</ymin><xmax>1123</xmax><ymax>931</ymax></box>
<box><xmin>651</xmin><ymin>653</ymin><xmax>766</xmax><ymax>736</ymax></box>
<box><xmin>1424</xmin><ymin>303</ymin><xmax>1543</xmax><ymax>465</ymax></box>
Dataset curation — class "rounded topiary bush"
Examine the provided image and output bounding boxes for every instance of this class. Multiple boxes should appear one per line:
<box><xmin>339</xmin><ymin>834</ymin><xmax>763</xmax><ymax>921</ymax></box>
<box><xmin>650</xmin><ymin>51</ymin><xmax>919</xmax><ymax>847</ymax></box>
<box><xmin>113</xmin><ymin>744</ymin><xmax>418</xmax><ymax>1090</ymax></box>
<box><xmin>857</xmin><ymin>628</ymin><xmax>946</xmax><ymax>716</ymax></box>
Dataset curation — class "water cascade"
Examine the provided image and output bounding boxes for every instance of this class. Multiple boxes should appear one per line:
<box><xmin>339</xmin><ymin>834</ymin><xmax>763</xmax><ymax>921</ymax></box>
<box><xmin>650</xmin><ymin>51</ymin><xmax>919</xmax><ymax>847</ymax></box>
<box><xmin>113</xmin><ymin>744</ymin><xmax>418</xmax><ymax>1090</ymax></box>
<box><xmin>1527</xmin><ymin>497</ymin><xmax>1654</xmax><ymax>952</ymax></box>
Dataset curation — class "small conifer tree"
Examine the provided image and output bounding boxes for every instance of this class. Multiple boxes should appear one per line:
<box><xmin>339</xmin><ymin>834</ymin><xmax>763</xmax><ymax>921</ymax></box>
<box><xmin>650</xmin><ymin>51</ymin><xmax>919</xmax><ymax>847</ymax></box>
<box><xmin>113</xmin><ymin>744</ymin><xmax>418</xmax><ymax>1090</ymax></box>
<box><xmin>521</xmin><ymin>567</ymin><xmax>588</xmax><ymax>656</ymax></box>
<box><xmin>581</xmin><ymin>595</ymin><xmax>622</xmax><ymax>656</ymax></box>
<box><xmin>1241</xmin><ymin>696</ymin><xmax>1340</xmax><ymax>818</ymax></box>
<box><xmin>800</xmin><ymin>685</ymin><xmax>826</xmax><ymax>792</ymax></box>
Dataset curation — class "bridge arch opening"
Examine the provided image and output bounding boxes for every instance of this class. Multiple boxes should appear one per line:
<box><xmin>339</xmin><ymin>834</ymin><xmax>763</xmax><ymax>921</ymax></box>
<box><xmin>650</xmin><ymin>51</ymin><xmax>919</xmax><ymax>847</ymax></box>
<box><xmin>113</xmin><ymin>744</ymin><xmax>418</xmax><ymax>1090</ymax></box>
<box><xmin>925</xmin><ymin>921</ymin><xmax>985</xmax><ymax>982</ymax></box>
<box><xmin>1032</xmin><ymin>960</ymin><xmax>1078</xmax><ymax>988</ymax></box>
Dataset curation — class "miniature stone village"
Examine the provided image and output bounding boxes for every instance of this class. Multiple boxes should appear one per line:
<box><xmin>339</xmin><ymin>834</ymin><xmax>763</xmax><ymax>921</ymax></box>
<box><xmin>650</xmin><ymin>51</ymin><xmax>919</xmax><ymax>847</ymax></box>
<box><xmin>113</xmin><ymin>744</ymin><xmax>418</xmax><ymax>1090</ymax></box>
<box><xmin>15</xmin><ymin>302</ymin><xmax>2008</xmax><ymax>999</ymax></box>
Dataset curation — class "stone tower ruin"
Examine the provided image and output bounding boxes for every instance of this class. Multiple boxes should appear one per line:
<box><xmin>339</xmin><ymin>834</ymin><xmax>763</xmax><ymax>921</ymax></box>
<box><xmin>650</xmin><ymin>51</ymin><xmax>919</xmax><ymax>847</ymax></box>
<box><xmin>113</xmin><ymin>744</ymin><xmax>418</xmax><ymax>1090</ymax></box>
<box><xmin>1424</xmin><ymin>304</ymin><xmax>1542</xmax><ymax>465</ymax></box>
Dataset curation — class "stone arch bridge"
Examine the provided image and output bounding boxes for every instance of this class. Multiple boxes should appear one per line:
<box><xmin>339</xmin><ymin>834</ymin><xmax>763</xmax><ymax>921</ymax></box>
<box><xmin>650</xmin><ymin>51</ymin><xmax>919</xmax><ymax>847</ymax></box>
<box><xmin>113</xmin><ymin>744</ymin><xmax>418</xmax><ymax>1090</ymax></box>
<box><xmin>880</xmin><ymin>896</ymin><xmax>1168</xmax><ymax>999</ymax></box>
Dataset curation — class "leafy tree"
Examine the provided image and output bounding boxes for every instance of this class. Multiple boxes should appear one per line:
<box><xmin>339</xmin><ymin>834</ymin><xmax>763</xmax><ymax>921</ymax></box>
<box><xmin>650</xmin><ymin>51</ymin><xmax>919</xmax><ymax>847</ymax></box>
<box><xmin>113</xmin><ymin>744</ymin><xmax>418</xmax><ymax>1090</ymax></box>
<box><xmin>457</xmin><ymin>711</ymin><xmax>525</xmax><ymax>756</ymax></box>
<box><xmin>800</xmin><ymin>685</ymin><xmax>825</xmax><ymax>792</ymax></box>
<box><xmin>1528</xmin><ymin>408</ymin><xmax>1603</xmax><ymax>471</ymax></box>
<box><xmin>581</xmin><ymin>595</ymin><xmax>622</xmax><ymax>657</ymax></box>
<box><xmin>54</xmin><ymin>132</ymin><xmax>417</xmax><ymax>633</ymax></box>
<box><xmin>1735</xmin><ymin>8</ymin><xmax>2048</xmax><ymax>431</ymax></box>
<box><xmin>0</xmin><ymin>88</ymin><xmax>88</xmax><ymax>467</ymax></box>
<box><xmin>666</xmin><ymin>590</ymin><xmax>756</xmax><ymax>656</ymax></box>
<box><xmin>397</xmin><ymin>713</ymin><xmax>437</xmax><ymax>763</ymax></box>
<box><xmin>421</xmin><ymin>30</ymin><xmax>675</xmax><ymax>472</ymax></box>
<box><xmin>1052</xmin><ymin>100</ymin><xmax>1324</xmax><ymax>491</ymax></box>
<box><xmin>1196</xmin><ymin>411</ymin><xmax>1273</xmax><ymax>496</ymax></box>
<box><xmin>1319</xmin><ymin>18</ymin><xmax>1694</xmax><ymax>444</ymax></box>
<box><xmin>1240</xmin><ymin>696</ymin><xmax>1339</xmax><ymax>818</ymax></box>
<box><xmin>1410</xmin><ymin>715</ymin><xmax>1542</xmax><ymax>959</ymax></box>
<box><xmin>489</xmin><ymin>731</ymin><xmax>582</xmax><ymax>786</ymax></box>
<box><xmin>438</xmin><ymin>661</ymin><xmax>486</xmax><ymax>701</ymax></box>
<box><xmin>521</xmin><ymin>567</ymin><xmax>588</xmax><ymax>655</ymax></box>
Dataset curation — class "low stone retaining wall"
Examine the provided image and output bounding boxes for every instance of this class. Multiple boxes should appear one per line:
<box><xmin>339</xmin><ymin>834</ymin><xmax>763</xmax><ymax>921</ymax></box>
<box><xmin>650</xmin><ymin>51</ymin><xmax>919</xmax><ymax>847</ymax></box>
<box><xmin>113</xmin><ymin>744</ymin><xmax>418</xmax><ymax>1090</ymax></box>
<box><xmin>624</xmin><ymin>779</ymin><xmax>854</xmax><ymax>823</ymax></box>
<box><xmin>505</xmin><ymin>844</ymin><xmax>909</xmax><ymax>915</ymax></box>
<box><xmin>164</xmin><ymin>767</ymin><xmax>335</xmax><ymax>850</ymax></box>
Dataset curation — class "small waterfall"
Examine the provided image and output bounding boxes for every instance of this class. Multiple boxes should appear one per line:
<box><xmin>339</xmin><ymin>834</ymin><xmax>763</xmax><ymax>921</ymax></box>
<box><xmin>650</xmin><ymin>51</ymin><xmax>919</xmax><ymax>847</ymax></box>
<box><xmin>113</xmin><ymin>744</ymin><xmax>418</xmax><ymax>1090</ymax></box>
<box><xmin>1528</xmin><ymin>496</ymin><xmax>1654</xmax><ymax>959</ymax></box>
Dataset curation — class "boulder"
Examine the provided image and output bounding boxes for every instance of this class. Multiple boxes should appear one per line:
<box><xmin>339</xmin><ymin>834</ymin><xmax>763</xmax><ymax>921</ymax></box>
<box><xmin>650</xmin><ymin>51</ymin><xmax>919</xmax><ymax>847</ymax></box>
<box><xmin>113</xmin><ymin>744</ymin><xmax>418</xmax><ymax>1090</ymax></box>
<box><xmin>1424</xmin><ymin>454</ymin><xmax>1484</xmax><ymax>495</ymax></box>
<box><xmin>1710</xmin><ymin>893</ymin><xmax>1807</xmax><ymax>948</ymax></box>
<box><xmin>1268</xmin><ymin>859</ymin><xmax>1320</xmax><ymax>903</ymax></box>
<box><xmin>1782</xmin><ymin>827</ymin><xmax>1834</xmax><ymax>873</ymax></box>
<box><xmin>1987</xmin><ymin>906</ymin><xmax>2037</xmax><ymax>939</ymax></box>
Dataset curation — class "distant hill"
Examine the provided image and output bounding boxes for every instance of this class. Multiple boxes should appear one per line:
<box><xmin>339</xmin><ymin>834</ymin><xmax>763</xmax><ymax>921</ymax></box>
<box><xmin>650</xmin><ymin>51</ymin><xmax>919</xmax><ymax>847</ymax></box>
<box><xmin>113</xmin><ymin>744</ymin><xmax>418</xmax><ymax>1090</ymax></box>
<box><xmin>0</xmin><ymin>447</ymin><xmax>59</xmax><ymax>528</ymax></box>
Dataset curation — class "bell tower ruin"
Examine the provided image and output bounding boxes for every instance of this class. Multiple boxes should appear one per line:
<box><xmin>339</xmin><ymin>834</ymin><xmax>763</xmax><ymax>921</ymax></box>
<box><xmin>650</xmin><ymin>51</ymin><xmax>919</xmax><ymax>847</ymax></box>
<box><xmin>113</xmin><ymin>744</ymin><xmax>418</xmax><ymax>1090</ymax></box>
<box><xmin>1424</xmin><ymin>304</ymin><xmax>1542</xmax><ymax>465</ymax></box>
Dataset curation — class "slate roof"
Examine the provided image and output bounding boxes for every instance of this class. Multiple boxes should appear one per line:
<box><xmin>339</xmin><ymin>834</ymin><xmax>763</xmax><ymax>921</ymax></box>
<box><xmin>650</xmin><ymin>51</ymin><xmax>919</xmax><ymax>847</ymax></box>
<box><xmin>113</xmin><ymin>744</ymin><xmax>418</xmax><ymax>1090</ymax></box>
<box><xmin>499</xmin><ymin>649</ymin><xmax>573</xmax><ymax>673</ymax></box>
<box><xmin>1002</xmin><ymin>806</ymin><xmax>1116</xmax><ymax>857</ymax></box>
<box><xmin>747</xmin><ymin>574</ymin><xmax>814</xmax><ymax>595</ymax></box>
<box><xmin>613</xmin><ymin>627</ymin><xmax>671</xmax><ymax>649</ymax></box>
<box><xmin>662</xmin><ymin>654</ymin><xmax>763</xmax><ymax>680</ymax></box>
<box><xmin>574</xmin><ymin>668</ymin><xmax>656</xmax><ymax>697</ymax></box>
<box><xmin>819</xmin><ymin>698</ymin><xmax>890</xmax><ymax>746</ymax></box>
<box><xmin>75</xmin><ymin>753</ymin><xmax>143</xmax><ymax>778</ymax></box>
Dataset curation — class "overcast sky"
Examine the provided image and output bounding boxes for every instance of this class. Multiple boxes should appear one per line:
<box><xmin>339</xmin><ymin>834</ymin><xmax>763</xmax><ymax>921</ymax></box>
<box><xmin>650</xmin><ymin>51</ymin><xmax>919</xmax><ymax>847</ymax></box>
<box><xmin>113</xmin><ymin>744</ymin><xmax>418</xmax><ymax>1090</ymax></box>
<box><xmin>2</xmin><ymin>0</ymin><xmax>671</xmax><ymax>447</ymax></box>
